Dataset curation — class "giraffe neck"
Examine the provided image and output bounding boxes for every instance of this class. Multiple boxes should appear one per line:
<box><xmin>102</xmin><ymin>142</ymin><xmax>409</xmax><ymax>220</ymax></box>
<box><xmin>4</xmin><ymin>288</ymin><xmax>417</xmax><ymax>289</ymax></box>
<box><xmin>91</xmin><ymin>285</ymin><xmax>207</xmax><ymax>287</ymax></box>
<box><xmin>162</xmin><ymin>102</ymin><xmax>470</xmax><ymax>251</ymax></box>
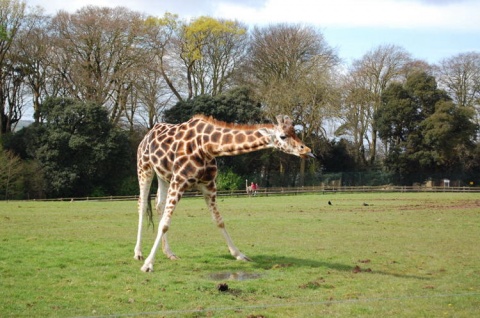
<box><xmin>198</xmin><ymin>119</ymin><xmax>274</xmax><ymax>157</ymax></box>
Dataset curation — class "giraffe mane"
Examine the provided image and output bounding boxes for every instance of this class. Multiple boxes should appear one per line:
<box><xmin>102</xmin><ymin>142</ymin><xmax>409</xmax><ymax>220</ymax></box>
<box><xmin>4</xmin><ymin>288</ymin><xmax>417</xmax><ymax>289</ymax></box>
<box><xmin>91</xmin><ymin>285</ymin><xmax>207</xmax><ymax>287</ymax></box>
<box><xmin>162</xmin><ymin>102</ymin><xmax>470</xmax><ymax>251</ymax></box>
<box><xmin>192</xmin><ymin>114</ymin><xmax>275</xmax><ymax>130</ymax></box>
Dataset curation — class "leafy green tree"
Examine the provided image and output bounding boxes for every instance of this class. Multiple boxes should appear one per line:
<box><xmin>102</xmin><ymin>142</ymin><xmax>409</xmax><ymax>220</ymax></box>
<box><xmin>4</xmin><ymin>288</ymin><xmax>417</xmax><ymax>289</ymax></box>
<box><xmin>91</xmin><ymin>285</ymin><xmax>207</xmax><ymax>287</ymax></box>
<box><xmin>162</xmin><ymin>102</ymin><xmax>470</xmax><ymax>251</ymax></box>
<box><xmin>375</xmin><ymin>82</ymin><xmax>420</xmax><ymax>150</ymax></box>
<box><xmin>405</xmin><ymin>71</ymin><xmax>450</xmax><ymax>118</ymax></box>
<box><xmin>422</xmin><ymin>100</ymin><xmax>477</xmax><ymax>169</ymax></box>
<box><xmin>377</xmin><ymin>71</ymin><xmax>477</xmax><ymax>183</ymax></box>
<box><xmin>164</xmin><ymin>86</ymin><xmax>263</xmax><ymax>124</ymax></box>
<box><xmin>10</xmin><ymin>98</ymin><xmax>134</xmax><ymax>198</ymax></box>
<box><xmin>317</xmin><ymin>138</ymin><xmax>357</xmax><ymax>173</ymax></box>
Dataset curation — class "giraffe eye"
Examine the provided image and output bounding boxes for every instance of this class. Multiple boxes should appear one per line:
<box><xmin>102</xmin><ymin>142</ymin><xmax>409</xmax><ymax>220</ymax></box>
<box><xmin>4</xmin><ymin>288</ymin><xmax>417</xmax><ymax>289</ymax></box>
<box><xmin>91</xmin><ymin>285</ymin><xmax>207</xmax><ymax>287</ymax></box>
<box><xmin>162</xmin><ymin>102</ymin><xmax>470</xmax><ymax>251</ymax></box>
<box><xmin>280</xmin><ymin>135</ymin><xmax>287</xmax><ymax>140</ymax></box>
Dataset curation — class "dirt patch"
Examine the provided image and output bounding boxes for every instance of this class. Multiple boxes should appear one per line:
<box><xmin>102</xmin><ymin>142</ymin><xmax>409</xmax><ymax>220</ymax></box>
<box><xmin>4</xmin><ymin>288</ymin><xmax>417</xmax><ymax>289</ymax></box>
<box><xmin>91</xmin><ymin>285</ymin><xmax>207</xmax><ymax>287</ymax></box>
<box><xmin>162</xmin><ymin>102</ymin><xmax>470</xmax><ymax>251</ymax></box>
<box><xmin>208</xmin><ymin>271</ymin><xmax>262</xmax><ymax>281</ymax></box>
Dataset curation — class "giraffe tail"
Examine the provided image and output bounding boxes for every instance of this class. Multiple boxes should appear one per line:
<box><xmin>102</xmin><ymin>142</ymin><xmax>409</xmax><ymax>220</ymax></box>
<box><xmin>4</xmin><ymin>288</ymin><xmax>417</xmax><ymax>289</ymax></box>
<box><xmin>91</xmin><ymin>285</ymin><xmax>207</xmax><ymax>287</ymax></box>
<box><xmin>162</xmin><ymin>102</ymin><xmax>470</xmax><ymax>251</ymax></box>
<box><xmin>146</xmin><ymin>192</ymin><xmax>154</xmax><ymax>230</ymax></box>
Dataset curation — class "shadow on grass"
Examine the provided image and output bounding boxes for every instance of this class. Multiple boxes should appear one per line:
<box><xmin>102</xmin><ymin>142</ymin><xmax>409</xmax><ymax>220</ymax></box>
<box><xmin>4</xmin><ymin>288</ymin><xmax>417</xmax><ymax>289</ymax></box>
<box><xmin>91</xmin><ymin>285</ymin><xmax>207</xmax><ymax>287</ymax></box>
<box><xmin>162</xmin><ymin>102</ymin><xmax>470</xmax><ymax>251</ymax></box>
<box><xmin>217</xmin><ymin>253</ymin><xmax>430</xmax><ymax>281</ymax></box>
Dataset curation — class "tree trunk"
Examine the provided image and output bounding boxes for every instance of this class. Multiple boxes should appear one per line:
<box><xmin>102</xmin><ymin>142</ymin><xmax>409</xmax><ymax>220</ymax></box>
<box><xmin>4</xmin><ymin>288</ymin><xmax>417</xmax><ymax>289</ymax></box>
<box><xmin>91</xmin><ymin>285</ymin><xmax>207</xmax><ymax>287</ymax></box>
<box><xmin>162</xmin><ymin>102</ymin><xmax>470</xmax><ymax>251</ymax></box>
<box><xmin>299</xmin><ymin>158</ymin><xmax>306</xmax><ymax>186</ymax></box>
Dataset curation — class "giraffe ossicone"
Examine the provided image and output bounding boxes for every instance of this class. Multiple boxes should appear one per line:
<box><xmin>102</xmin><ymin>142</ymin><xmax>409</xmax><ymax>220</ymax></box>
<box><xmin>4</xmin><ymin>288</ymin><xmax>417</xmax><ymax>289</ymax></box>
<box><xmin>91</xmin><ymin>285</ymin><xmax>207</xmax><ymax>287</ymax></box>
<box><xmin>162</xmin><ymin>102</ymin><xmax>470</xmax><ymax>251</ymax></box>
<box><xmin>134</xmin><ymin>114</ymin><xmax>314</xmax><ymax>272</ymax></box>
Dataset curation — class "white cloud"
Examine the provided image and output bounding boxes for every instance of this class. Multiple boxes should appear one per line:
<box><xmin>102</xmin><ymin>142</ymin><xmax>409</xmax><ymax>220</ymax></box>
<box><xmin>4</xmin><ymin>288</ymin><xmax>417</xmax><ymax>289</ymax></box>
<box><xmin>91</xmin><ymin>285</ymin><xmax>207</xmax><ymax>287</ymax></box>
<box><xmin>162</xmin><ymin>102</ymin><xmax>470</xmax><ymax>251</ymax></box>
<box><xmin>29</xmin><ymin>0</ymin><xmax>111</xmax><ymax>13</ymax></box>
<box><xmin>214</xmin><ymin>0</ymin><xmax>480</xmax><ymax>30</ymax></box>
<box><xmin>26</xmin><ymin>0</ymin><xmax>480</xmax><ymax>31</ymax></box>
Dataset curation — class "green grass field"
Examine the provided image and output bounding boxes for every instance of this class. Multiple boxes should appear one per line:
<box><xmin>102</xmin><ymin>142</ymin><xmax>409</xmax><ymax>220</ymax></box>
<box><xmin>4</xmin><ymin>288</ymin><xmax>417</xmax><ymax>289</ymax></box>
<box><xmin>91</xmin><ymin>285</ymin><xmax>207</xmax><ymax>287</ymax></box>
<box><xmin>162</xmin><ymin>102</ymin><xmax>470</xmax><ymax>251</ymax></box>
<box><xmin>1</xmin><ymin>192</ymin><xmax>479</xmax><ymax>317</ymax></box>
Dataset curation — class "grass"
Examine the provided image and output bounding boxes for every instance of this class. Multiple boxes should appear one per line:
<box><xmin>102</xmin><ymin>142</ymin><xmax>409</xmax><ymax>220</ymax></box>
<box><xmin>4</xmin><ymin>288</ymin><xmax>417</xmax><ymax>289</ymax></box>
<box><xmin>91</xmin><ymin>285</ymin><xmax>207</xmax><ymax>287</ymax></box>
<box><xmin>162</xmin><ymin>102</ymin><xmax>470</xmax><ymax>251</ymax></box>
<box><xmin>1</xmin><ymin>192</ymin><xmax>479</xmax><ymax>317</ymax></box>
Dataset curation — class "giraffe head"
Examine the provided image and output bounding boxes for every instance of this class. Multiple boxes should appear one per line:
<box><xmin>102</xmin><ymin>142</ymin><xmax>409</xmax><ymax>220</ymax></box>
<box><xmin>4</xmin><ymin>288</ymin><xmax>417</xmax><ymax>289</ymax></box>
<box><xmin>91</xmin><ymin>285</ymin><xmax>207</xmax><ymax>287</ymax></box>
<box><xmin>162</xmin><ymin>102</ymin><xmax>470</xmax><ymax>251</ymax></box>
<box><xmin>260</xmin><ymin>115</ymin><xmax>315</xmax><ymax>159</ymax></box>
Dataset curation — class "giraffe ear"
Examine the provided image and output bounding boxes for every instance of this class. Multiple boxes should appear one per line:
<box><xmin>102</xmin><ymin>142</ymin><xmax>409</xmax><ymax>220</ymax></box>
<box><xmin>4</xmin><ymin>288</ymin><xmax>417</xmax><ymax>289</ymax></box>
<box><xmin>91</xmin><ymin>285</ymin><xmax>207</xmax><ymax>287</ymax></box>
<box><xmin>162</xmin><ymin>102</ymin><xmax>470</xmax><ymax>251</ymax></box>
<box><xmin>276</xmin><ymin>115</ymin><xmax>284</xmax><ymax>125</ymax></box>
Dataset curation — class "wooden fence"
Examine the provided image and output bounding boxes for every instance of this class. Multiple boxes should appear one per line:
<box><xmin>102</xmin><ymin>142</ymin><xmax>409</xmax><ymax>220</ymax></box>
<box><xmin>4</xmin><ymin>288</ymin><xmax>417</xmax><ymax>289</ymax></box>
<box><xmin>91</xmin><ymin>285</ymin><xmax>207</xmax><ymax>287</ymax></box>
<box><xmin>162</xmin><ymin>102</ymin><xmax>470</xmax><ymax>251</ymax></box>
<box><xmin>30</xmin><ymin>185</ymin><xmax>480</xmax><ymax>202</ymax></box>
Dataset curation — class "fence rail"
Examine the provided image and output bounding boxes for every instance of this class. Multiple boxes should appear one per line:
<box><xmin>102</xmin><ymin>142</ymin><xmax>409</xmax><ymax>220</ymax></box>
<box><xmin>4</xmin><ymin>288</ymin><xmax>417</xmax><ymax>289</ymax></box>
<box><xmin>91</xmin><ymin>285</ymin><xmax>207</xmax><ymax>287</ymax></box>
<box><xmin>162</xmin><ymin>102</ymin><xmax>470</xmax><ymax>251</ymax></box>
<box><xmin>24</xmin><ymin>185</ymin><xmax>480</xmax><ymax>202</ymax></box>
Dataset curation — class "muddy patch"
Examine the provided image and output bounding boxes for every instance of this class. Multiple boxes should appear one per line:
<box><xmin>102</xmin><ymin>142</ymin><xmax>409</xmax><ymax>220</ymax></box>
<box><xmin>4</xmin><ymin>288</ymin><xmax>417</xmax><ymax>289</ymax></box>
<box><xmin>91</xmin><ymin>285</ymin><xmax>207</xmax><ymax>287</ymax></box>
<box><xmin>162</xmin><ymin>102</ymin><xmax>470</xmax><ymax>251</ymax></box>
<box><xmin>208</xmin><ymin>271</ymin><xmax>262</xmax><ymax>281</ymax></box>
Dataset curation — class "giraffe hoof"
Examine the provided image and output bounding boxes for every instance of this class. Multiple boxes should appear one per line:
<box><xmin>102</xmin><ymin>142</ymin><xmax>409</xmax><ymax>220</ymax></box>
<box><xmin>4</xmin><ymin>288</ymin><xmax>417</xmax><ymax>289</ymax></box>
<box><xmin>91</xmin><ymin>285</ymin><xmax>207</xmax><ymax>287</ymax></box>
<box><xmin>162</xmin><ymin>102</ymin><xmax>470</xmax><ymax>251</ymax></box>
<box><xmin>168</xmin><ymin>254</ymin><xmax>180</xmax><ymax>260</ymax></box>
<box><xmin>134</xmin><ymin>255</ymin><xmax>144</xmax><ymax>261</ymax></box>
<box><xmin>141</xmin><ymin>264</ymin><xmax>153</xmax><ymax>272</ymax></box>
<box><xmin>236</xmin><ymin>254</ymin><xmax>252</xmax><ymax>262</ymax></box>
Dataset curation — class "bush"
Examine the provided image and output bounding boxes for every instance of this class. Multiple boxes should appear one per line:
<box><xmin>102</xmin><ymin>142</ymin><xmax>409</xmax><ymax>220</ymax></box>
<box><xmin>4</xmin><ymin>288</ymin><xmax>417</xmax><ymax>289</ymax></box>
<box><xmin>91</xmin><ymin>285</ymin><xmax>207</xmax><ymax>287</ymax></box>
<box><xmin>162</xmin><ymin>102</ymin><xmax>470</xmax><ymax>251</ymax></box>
<box><xmin>216</xmin><ymin>169</ymin><xmax>242</xmax><ymax>191</ymax></box>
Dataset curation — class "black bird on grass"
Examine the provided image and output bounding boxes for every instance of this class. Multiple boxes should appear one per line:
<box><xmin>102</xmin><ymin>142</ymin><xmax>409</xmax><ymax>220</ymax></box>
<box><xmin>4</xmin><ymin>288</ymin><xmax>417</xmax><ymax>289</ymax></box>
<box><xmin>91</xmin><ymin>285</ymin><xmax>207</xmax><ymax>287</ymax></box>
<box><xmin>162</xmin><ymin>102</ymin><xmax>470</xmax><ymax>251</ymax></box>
<box><xmin>328</xmin><ymin>201</ymin><xmax>332</xmax><ymax>206</ymax></box>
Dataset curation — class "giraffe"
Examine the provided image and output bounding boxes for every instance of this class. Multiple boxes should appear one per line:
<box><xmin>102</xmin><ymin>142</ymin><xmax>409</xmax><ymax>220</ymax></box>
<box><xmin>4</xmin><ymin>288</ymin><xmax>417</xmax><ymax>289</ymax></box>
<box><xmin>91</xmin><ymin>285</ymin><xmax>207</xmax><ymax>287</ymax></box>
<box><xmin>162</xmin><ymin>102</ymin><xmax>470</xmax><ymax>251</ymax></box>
<box><xmin>134</xmin><ymin>114</ymin><xmax>314</xmax><ymax>272</ymax></box>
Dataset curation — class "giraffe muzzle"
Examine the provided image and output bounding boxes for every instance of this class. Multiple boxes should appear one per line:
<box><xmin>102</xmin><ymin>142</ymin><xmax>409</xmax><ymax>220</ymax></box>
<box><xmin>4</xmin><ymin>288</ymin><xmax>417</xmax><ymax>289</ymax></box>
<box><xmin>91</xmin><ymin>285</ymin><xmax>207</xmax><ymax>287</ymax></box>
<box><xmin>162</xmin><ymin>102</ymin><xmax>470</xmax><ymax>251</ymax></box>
<box><xmin>300</xmin><ymin>146</ymin><xmax>316</xmax><ymax>159</ymax></box>
<box><xmin>301</xmin><ymin>152</ymin><xmax>316</xmax><ymax>159</ymax></box>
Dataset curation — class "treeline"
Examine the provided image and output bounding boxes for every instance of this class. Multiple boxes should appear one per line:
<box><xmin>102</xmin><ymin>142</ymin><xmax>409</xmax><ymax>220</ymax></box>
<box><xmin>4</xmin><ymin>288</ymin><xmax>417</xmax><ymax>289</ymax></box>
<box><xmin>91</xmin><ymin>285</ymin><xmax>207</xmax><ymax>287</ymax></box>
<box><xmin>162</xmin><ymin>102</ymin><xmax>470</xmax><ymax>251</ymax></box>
<box><xmin>0</xmin><ymin>1</ymin><xmax>479</xmax><ymax>199</ymax></box>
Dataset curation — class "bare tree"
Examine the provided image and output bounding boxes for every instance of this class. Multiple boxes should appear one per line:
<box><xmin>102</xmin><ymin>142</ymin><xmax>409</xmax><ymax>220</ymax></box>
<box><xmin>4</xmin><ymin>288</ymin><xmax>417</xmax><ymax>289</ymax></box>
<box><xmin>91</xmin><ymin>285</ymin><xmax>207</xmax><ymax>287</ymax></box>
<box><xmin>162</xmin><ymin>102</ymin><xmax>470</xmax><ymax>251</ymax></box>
<box><xmin>246</xmin><ymin>24</ymin><xmax>338</xmax><ymax>117</ymax></box>
<box><xmin>435</xmin><ymin>52</ymin><xmax>480</xmax><ymax>126</ymax></box>
<box><xmin>49</xmin><ymin>6</ymin><xmax>148</xmax><ymax>124</ymax></box>
<box><xmin>13</xmin><ymin>7</ymin><xmax>50</xmax><ymax>123</ymax></box>
<box><xmin>128</xmin><ymin>59</ymin><xmax>172</xmax><ymax>129</ymax></box>
<box><xmin>336</xmin><ymin>74</ymin><xmax>373</xmax><ymax>166</ymax></box>
<box><xmin>0</xmin><ymin>0</ymin><xmax>26</xmax><ymax>135</ymax></box>
<box><xmin>190</xmin><ymin>18</ymin><xmax>248</xmax><ymax>96</ymax></box>
<box><xmin>158</xmin><ymin>16</ymin><xmax>248</xmax><ymax>101</ymax></box>
<box><xmin>244</xmin><ymin>24</ymin><xmax>339</xmax><ymax>184</ymax></box>
<box><xmin>137</xmin><ymin>13</ymin><xmax>182</xmax><ymax>126</ymax></box>
<box><xmin>339</xmin><ymin>44</ymin><xmax>411</xmax><ymax>165</ymax></box>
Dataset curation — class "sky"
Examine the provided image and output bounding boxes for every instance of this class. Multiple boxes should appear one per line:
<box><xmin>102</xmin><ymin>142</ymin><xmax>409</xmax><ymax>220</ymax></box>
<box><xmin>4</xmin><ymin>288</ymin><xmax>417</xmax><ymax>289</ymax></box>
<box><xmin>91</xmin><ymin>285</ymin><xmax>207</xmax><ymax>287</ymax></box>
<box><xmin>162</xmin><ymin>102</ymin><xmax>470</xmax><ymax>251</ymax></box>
<box><xmin>26</xmin><ymin>0</ymin><xmax>480</xmax><ymax>65</ymax></box>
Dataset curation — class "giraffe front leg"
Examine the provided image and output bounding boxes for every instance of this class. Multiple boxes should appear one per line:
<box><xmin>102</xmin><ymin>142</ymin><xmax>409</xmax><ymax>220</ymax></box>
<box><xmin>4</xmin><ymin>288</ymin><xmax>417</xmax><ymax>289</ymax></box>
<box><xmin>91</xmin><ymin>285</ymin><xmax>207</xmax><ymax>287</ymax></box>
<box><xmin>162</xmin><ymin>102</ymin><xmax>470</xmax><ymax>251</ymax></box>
<box><xmin>200</xmin><ymin>183</ymin><xmax>251</xmax><ymax>261</ymax></box>
<box><xmin>220</xmin><ymin>225</ymin><xmax>252</xmax><ymax>261</ymax></box>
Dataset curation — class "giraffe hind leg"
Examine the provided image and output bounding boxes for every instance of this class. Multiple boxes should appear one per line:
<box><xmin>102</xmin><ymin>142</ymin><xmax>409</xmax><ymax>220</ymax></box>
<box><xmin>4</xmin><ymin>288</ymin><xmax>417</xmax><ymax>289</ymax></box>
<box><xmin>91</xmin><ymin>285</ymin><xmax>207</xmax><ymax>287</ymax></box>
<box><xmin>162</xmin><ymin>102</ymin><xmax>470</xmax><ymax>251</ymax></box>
<box><xmin>141</xmin><ymin>202</ymin><xmax>172</xmax><ymax>272</ymax></box>
<box><xmin>141</xmin><ymin>178</ymin><xmax>188</xmax><ymax>272</ymax></box>
<box><xmin>134</xmin><ymin>168</ymin><xmax>155</xmax><ymax>261</ymax></box>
